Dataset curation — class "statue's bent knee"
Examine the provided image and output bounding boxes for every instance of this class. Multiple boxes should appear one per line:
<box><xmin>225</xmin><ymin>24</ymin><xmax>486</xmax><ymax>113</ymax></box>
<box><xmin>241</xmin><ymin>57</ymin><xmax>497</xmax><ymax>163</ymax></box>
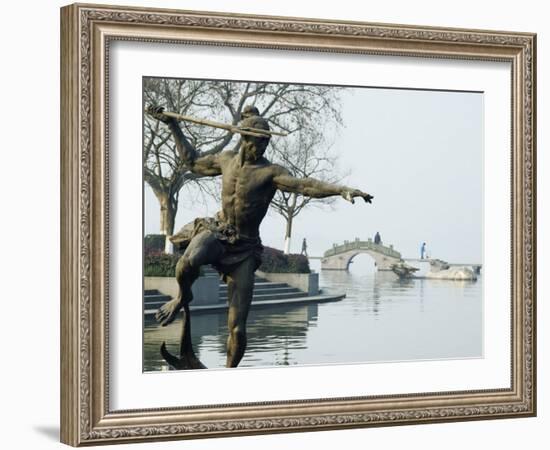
<box><xmin>175</xmin><ymin>256</ymin><xmax>194</xmax><ymax>279</ymax></box>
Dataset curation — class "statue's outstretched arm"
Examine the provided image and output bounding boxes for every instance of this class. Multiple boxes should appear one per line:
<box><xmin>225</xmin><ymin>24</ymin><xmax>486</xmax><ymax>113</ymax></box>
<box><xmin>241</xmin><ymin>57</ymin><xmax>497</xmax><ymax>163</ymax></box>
<box><xmin>146</xmin><ymin>105</ymin><xmax>222</xmax><ymax>176</ymax></box>
<box><xmin>273</xmin><ymin>170</ymin><xmax>373</xmax><ymax>204</ymax></box>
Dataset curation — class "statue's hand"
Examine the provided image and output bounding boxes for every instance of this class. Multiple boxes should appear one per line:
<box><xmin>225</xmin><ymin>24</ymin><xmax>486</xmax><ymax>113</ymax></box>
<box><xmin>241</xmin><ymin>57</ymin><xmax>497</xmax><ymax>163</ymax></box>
<box><xmin>342</xmin><ymin>188</ymin><xmax>374</xmax><ymax>204</ymax></box>
<box><xmin>146</xmin><ymin>105</ymin><xmax>173</xmax><ymax>124</ymax></box>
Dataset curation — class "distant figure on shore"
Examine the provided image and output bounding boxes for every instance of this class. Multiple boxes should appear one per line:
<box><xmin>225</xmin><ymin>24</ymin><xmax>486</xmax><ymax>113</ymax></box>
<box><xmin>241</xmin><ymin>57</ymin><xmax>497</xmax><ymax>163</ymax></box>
<box><xmin>374</xmin><ymin>231</ymin><xmax>382</xmax><ymax>245</ymax></box>
<box><xmin>420</xmin><ymin>242</ymin><xmax>427</xmax><ymax>259</ymax></box>
<box><xmin>301</xmin><ymin>238</ymin><xmax>308</xmax><ymax>257</ymax></box>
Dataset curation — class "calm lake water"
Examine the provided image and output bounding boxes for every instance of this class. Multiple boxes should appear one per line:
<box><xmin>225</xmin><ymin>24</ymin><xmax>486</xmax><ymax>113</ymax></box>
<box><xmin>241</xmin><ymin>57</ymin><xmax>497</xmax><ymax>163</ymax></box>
<box><xmin>143</xmin><ymin>259</ymin><xmax>482</xmax><ymax>371</ymax></box>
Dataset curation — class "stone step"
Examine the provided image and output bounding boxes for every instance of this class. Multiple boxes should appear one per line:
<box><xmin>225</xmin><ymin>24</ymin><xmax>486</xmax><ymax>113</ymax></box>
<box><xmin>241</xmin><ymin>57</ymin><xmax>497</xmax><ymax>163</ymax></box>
<box><xmin>221</xmin><ymin>286</ymin><xmax>301</xmax><ymax>295</ymax></box>
<box><xmin>220</xmin><ymin>291</ymin><xmax>308</xmax><ymax>302</ymax></box>
<box><xmin>145</xmin><ymin>281</ymin><xmax>285</xmax><ymax>296</ymax></box>
<box><xmin>201</xmin><ymin>266</ymin><xmax>221</xmax><ymax>277</ymax></box>
<box><xmin>144</xmin><ymin>293</ymin><xmax>345</xmax><ymax>315</ymax></box>
<box><xmin>144</xmin><ymin>294</ymin><xmax>171</xmax><ymax>304</ymax></box>
<box><xmin>145</xmin><ymin>290</ymin><xmax>309</xmax><ymax>309</ymax></box>
<box><xmin>219</xmin><ymin>282</ymin><xmax>289</xmax><ymax>292</ymax></box>
<box><xmin>144</xmin><ymin>301</ymin><xmax>175</xmax><ymax>310</ymax></box>
<box><xmin>204</xmin><ymin>266</ymin><xmax>267</xmax><ymax>280</ymax></box>
<box><xmin>219</xmin><ymin>288</ymin><xmax>303</xmax><ymax>299</ymax></box>
<box><xmin>144</xmin><ymin>275</ymin><xmax>305</xmax><ymax>308</ymax></box>
<box><xmin>144</xmin><ymin>289</ymin><xmax>161</xmax><ymax>296</ymax></box>
<box><xmin>145</xmin><ymin>283</ymin><xmax>293</xmax><ymax>299</ymax></box>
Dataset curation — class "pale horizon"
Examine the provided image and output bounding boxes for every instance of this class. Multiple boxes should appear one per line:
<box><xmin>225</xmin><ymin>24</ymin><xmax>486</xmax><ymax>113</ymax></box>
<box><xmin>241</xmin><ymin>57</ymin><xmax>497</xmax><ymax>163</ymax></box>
<box><xmin>144</xmin><ymin>83</ymin><xmax>483</xmax><ymax>264</ymax></box>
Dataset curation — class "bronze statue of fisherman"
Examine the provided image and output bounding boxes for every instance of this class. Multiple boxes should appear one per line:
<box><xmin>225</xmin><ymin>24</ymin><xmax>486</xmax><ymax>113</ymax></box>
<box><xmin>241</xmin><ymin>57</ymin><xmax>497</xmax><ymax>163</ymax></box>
<box><xmin>147</xmin><ymin>105</ymin><xmax>373</xmax><ymax>369</ymax></box>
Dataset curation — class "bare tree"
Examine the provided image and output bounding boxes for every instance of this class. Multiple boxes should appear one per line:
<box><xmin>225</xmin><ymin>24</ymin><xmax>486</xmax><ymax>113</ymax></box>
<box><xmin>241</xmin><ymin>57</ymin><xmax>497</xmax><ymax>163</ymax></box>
<box><xmin>143</xmin><ymin>78</ymin><xmax>343</xmax><ymax>253</ymax></box>
<box><xmin>144</xmin><ymin>78</ymin><xmax>241</xmax><ymax>252</ymax></box>
<box><xmin>269</xmin><ymin>124</ymin><xmax>347</xmax><ymax>254</ymax></box>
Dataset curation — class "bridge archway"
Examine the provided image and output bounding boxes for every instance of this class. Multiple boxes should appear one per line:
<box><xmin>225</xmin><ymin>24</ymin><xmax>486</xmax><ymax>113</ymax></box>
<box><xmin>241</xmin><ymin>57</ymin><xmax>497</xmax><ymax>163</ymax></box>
<box><xmin>321</xmin><ymin>239</ymin><xmax>402</xmax><ymax>271</ymax></box>
<box><xmin>346</xmin><ymin>252</ymin><xmax>378</xmax><ymax>273</ymax></box>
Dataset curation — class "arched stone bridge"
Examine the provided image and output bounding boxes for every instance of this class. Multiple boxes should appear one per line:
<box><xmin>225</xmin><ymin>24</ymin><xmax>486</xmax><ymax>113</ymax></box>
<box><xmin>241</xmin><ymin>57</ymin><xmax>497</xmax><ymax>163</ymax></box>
<box><xmin>321</xmin><ymin>238</ymin><xmax>402</xmax><ymax>271</ymax></box>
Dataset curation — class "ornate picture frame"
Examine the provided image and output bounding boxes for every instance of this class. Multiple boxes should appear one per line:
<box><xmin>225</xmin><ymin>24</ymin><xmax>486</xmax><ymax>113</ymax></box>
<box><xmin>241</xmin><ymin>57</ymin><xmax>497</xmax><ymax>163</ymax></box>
<box><xmin>60</xmin><ymin>3</ymin><xmax>536</xmax><ymax>446</ymax></box>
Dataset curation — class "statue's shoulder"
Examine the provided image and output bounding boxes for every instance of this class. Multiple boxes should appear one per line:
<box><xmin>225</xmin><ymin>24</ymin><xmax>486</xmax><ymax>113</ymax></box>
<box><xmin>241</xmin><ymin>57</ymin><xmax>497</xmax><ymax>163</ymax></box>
<box><xmin>260</xmin><ymin>157</ymin><xmax>277</xmax><ymax>170</ymax></box>
<box><xmin>268</xmin><ymin>161</ymin><xmax>291</xmax><ymax>177</ymax></box>
<box><xmin>219</xmin><ymin>150</ymin><xmax>238</xmax><ymax>162</ymax></box>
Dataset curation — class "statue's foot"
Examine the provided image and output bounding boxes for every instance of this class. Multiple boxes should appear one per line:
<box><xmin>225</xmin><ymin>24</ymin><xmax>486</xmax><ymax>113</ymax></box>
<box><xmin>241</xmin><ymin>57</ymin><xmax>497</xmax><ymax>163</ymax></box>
<box><xmin>155</xmin><ymin>299</ymin><xmax>182</xmax><ymax>327</ymax></box>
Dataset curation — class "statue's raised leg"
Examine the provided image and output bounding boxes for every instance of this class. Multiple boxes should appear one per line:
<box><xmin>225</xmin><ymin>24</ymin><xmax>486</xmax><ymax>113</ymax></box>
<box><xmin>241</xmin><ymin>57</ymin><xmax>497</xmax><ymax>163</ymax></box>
<box><xmin>157</xmin><ymin>230</ymin><xmax>224</xmax><ymax>370</ymax></box>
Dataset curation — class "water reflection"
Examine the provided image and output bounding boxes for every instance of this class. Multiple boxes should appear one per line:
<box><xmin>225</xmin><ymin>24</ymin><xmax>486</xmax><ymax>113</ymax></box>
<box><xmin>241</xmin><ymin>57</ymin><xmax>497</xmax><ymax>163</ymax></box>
<box><xmin>144</xmin><ymin>303</ymin><xmax>319</xmax><ymax>371</ymax></box>
<box><xmin>144</xmin><ymin>271</ymin><xmax>482</xmax><ymax>371</ymax></box>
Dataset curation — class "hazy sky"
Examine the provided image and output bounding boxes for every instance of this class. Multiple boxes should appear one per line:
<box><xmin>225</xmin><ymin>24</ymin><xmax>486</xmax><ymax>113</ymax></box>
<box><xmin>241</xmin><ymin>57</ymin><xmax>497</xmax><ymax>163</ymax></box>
<box><xmin>145</xmin><ymin>85</ymin><xmax>483</xmax><ymax>263</ymax></box>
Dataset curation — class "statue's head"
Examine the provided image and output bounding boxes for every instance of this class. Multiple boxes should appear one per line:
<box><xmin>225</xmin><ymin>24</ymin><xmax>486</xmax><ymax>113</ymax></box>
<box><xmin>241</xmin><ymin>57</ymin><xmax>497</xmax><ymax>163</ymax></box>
<box><xmin>240</xmin><ymin>105</ymin><xmax>260</xmax><ymax>119</ymax></box>
<box><xmin>239</xmin><ymin>106</ymin><xmax>271</xmax><ymax>161</ymax></box>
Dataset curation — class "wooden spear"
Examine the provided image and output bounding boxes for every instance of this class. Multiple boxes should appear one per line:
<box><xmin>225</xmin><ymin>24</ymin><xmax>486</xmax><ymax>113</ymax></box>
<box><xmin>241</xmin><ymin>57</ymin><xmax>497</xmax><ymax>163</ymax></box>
<box><xmin>146</xmin><ymin>109</ymin><xmax>288</xmax><ymax>138</ymax></box>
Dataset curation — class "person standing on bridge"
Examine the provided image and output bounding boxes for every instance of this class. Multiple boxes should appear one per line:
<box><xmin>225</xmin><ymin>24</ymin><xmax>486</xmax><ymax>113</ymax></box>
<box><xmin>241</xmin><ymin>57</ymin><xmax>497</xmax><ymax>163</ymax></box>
<box><xmin>301</xmin><ymin>238</ymin><xmax>308</xmax><ymax>257</ymax></box>
<box><xmin>374</xmin><ymin>231</ymin><xmax>382</xmax><ymax>245</ymax></box>
<box><xmin>420</xmin><ymin>242</ymin><xmax>427</xmax><ymax>259</ymax></box>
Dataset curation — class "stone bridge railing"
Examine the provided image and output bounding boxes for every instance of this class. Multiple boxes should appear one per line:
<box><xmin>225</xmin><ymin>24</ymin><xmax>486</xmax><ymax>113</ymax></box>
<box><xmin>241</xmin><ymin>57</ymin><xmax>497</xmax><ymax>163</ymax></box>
<box><xmin>323</xmin><ymin>238</ymin><xmax>402</xmax><ymax>260</ymax></box>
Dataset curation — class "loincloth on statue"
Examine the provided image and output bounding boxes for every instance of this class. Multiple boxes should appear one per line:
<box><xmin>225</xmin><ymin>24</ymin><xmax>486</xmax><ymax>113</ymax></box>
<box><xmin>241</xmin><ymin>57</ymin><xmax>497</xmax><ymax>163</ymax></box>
<box><xmin>169</xmin><ymin>215</ymin><xmax>263</xmax><ymax>277</ymax></box>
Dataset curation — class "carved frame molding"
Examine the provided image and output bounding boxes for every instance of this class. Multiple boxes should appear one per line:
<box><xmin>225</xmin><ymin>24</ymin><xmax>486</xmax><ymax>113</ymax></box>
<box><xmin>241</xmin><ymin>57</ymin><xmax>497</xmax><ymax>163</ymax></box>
<box><xmin>60</xmin><ymin>3</ymin><xmax>536</xmax><ymax>446</ymax></box>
